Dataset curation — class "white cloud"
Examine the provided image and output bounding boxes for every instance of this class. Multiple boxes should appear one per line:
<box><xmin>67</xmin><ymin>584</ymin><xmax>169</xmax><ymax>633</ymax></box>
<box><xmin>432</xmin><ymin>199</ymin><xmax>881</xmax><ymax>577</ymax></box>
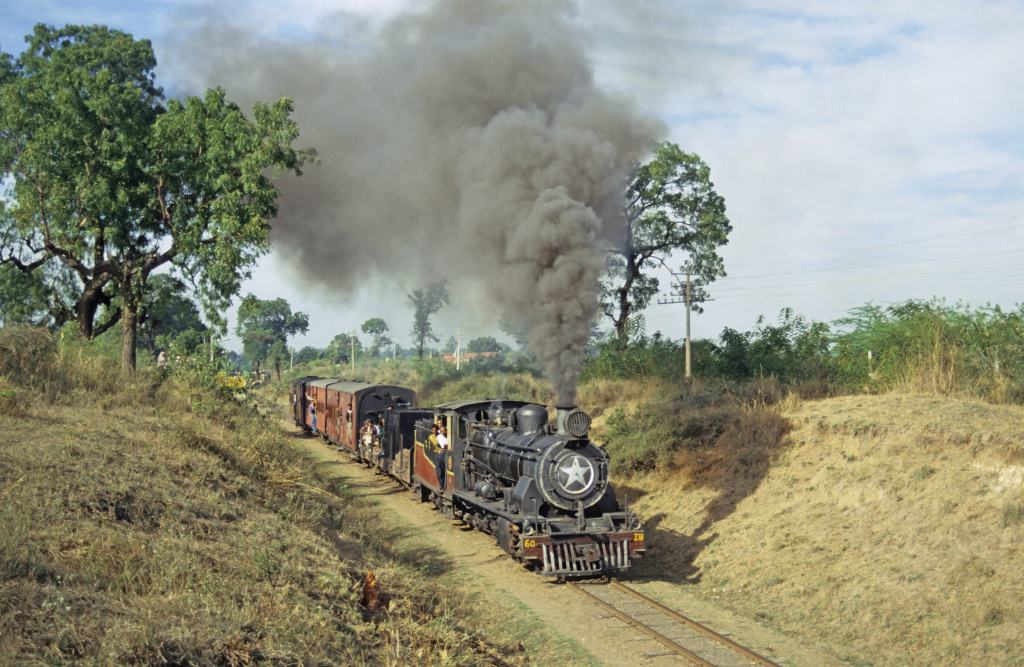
<box><xmin>578</xmin><ymin>0</ymin><xmax>1024</xmax><ymax>336</ymax></box>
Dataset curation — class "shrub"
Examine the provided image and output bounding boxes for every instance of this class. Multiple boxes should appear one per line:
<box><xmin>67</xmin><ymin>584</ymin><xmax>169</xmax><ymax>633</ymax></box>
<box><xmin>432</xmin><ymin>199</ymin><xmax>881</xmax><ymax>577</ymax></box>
<box><xmin>581</xmin><ymin>333</ymin><xmax>688</xmax><ymax>382</ymax></box>
<box><xmin>597</xmin><ymin>379</ymin><xmax>791</xmax><ymax>477</ymax></box>
<box><xmin>0</xmin><ymin>377</ymin><xmax>22</xmax><ymax>417</ymax></box>
<box><xmin>0</xmin><ymin>327</ymin><xmax>58</xmax><ymax>387</ymax></box>
<box><xmin>832</xmin><ymin>300</ymin><xmax>1024</xmax><ymax>403</ymax></box>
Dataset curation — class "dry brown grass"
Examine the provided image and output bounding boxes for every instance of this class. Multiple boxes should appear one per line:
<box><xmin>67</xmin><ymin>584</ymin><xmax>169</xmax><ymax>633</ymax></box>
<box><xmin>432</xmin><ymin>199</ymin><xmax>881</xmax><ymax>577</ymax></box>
<box><xmin>625</xmin><ymin>391</ymin><xmax>1024</xmax><ymax>666</ymax></box>
<box><xmin>577</xmin><ymin>377</ymin><xmax>658</xmax><ymax>419</ymax></box>
<box><xmin>0</xmin><ymin>344</ymin><xmax>588</xmax><ymax>665</ymax></box>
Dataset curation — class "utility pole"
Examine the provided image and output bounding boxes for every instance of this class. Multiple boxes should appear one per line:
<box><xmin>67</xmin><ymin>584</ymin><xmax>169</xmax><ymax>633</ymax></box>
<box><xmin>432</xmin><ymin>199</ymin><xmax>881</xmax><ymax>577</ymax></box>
<box><xmin>350</xmin><ymin>329</ymin><xmax>356</xmax><ymax>374</ymax></box>
<box><xmin>455</xmin><ymin>326</ymin><xmax>463</xmax><ymax>371</ymax></box>
<box><xmin>289</xmin><ymin>347</ymin><xmax>293</xmax><ymax>371</ymax></box>
<box><xmin>684</xmin><ymin>267</ymin><xmax>692</xmax><ymax>380</ymax></box>
<box><xmin>657</xmin><ymin>264</ymin><xmax>710</xmax><ymax>383</ymax></box>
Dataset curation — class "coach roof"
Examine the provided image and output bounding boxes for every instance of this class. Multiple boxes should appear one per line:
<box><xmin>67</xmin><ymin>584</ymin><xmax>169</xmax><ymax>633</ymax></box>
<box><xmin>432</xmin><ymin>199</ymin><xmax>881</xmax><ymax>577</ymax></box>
<box><xmin>326</xmin><ymin>381</ymin><xmax>409</xmax><ymax>394</ymax></box>
<box><xmin>306</xmin><ymin>380</ymin><xmax>413</xmax><ymax>396</ymax></box>
<box><xmin>307</xmin><ymin>378</ymin><xmax>342</xmax><ymax>388</ymax></box>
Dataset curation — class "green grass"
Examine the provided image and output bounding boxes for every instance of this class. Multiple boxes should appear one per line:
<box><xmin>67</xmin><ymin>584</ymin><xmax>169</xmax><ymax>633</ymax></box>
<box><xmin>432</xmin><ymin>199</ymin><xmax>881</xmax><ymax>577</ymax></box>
<box><xmin>911</xmin><ymin>465</ymin><xmax>937</xmax><ymax>481</ymax></box>
<box><xmin>1002</xmin><ymin>501</ymin><xmax>1024</xmax><ymax>528</ymax></box>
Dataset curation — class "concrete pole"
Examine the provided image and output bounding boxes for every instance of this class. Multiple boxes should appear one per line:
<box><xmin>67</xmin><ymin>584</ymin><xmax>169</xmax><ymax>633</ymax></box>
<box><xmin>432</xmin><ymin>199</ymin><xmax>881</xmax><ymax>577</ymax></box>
<box><xmin>684</xmin><ymin>268</ymin><xmax>692</xmax><ymax>380</ymax></box>
<box><xmin>456</xmin><ymin>326</ymin><xmax>463</xmax><ymax>371</ymax></box>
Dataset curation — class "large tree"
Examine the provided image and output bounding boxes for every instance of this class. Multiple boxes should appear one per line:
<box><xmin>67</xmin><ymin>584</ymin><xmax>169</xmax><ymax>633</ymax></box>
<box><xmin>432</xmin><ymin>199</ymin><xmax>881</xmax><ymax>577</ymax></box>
<box><xmin>235</xmin><ymin>294</ymin><xmax>308</xmax><ymax>379</ymax></box>
<box><xmin>293</xmin><ymin>345</ymin><xmax>322</xmax><ymax>365</ymax></box>
<box><xmin>602</xmin><ymin>142</ymin><xmax>731</xmax><ymax>342</ymax></box>
<box><xmin>360</xmin><ymin>317</ymin><xmax>392</xmax><ymax>357</ymax></box>
<box><xmin>0</xmin><ymin>25</ymin><xmax>313</xmax><ymax>370</ymax></box>
<box><xmin>408</xmin><ymin>280</ymin><xmax>449</xmax><ymax>359</ymax></box>
<box><xmin>324</xmin><ymin>332</ymin><xmax>363</xmax><ymax>365</ymax></box>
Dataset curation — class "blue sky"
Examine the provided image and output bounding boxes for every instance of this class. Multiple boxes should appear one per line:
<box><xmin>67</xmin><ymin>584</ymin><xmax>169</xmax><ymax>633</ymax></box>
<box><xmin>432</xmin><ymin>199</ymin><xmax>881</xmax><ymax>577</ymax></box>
<box><xmin>3</xmin><ymin>0</ymin><xmax>1022</xmax><ymax>350</ymax></box>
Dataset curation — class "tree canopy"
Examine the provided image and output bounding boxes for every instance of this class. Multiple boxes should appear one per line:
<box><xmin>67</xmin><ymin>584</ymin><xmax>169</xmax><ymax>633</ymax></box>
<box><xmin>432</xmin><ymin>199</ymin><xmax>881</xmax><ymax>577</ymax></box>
<box><xmin>324</xmin><ymin>332</ymin><xmax>363</xmax><ymax>364</ymax></box>
<box><xmin>137</xmin><ymin>274</ymin><xmax>207</xmax><ymax>355</ymax></box>
<box><xmin>360</xmin><ymin>317</ymin><xmax>392</xmax><ymax>357</ymax></box>
<box><xmin>467</xmin><ymin>336</ymin><xmax>501</xmax><ymax>353</ymax></box>
<box><xmin>293</xmin><ymin>346</ymin><xmax>322</xmax><ymax>365</ymax></box>
<box><xmin>0</xmin><ymin>24</ymin><xmax>314</xmax><ymax>370</ymax></box>
<box><xmin>235</xmin><ymin>294</ymin><xmax>308</xmax><ymax>378</ymax></box>
<box><xmin>407</xmin><ymin>280</ymin><xmax>449</xmax><ymax>359</ymax></box>
<box><xmin>602</xmin><ymin>142</ymin><xmax>731</xmax><ymax>342</ymax></box>
<box><xmin>0</xmin><ymin>263</ymin><xmax>51</xmax><ymax>327</ymax></box>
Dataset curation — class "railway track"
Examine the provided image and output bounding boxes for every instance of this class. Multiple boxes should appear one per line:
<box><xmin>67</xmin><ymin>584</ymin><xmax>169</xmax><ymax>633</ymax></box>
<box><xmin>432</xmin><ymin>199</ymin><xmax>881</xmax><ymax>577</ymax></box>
<box><xmin>568</xmin><ymin>580</ymin><xmax>780</xmax><ymax>666</ymax></box>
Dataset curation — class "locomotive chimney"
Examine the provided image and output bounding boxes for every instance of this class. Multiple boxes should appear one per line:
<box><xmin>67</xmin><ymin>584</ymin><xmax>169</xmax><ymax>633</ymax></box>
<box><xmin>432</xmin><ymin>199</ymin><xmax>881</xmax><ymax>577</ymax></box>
<box><xmin>555</xmin><ymin>406</ymin><xmax>574</xmax><ymax>435</ymax></box>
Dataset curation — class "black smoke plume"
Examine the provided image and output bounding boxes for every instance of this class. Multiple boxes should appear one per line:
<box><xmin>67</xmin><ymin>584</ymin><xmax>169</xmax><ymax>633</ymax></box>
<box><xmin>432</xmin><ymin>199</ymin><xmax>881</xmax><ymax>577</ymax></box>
<box><xmin>170</xmin><ymin>0</ymin><xmax>662</xmax><ymax>404</ymax></box>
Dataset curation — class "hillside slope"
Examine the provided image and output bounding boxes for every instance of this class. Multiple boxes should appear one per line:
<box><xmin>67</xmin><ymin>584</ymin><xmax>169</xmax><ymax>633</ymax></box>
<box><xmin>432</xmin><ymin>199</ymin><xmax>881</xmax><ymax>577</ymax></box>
<box><xmin>624</xmin><ymin>393</ymin><xmax>1024</xmax><ymax>666</ymax></box>
<box><xmin>0</xmin><ymin>368</ymin><xmax>571</xmax><ymax>665</ymax></box>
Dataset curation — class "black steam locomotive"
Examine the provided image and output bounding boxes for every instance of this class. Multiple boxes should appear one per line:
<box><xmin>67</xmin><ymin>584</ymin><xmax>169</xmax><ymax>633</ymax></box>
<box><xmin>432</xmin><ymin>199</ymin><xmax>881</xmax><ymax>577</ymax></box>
<box><xmin>291</xmin><ymin>378</ymin><xmax>645</xmax><ymax>578</ymax></box>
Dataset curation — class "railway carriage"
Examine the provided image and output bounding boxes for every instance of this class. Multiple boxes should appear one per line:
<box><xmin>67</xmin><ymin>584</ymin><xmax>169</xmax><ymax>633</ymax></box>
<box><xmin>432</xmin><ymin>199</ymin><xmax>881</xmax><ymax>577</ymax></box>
<box><xmin>290</xmin><ymin>377</ymin><xmax>415</xmax><ymax>459</ymax></box>
<box><xmin>289</xmin><ymin>375</ymin><xmax>320</xmax><ymax>426</ymax></box>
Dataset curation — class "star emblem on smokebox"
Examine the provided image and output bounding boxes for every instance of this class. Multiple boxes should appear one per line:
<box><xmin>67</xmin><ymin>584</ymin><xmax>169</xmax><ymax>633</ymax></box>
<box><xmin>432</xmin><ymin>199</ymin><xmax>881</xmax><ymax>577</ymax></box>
<box><xmin>557</xmin><ymin>455</ymin><xmax>595</xmax><ymax>494</ymax></box>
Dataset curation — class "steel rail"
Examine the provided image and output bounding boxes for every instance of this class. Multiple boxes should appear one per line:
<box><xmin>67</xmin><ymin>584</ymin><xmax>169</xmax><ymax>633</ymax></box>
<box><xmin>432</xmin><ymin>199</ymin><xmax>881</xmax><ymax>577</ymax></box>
<box><xmin>567</xmin><ymin>582</ymin><xmax>714</xmax><ymax>666</ymax></box>
<box><xmin>609</xmin><ymin>580</ymin><xmax>780</xmax><ymax>667</ymax></box>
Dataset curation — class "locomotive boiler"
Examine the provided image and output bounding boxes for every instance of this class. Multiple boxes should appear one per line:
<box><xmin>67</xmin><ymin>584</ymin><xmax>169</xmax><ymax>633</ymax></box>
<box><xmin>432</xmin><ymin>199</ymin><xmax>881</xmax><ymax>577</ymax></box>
<box><xmin>466</xmin><ymin>405</ymin><xmax>610</xmax><ymax>516</ymax></box>
<box><xmin>423</xmin><ymin>399</ymin><xmax>646</xmax><ymax>577</ymax></box>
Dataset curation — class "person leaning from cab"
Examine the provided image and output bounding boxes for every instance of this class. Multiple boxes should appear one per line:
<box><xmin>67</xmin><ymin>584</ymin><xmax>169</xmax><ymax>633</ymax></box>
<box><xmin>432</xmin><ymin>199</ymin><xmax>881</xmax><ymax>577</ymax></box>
<box><xmin>305</xmin><ymin>392</ymin><xmax>318</xmax><ymax>435</ymax></box>
<box><xmin>360</xmin><ymin>418</ymin><xmax>375</xmax><ymax>452</ymax></box>
<box><xmin>429</xmin><ymin>423</ymin><xmax>449</xmax><ymax>492</ymax></box>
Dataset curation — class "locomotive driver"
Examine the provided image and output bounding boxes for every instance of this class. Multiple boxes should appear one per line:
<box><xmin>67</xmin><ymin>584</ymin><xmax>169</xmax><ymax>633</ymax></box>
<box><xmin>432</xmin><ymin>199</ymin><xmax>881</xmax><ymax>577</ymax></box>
<box><xmin>435</xmin><ymin>424</ymin><xmax>449</xmax><ymax>492</ymax></box>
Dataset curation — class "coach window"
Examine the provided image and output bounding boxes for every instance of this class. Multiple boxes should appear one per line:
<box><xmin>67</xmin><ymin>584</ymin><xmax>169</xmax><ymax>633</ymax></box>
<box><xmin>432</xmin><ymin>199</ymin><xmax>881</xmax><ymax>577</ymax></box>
<box><xmin>458</xmin><ymin>417</ymin><xmax>467</xmax><ymax>439</ymax></box>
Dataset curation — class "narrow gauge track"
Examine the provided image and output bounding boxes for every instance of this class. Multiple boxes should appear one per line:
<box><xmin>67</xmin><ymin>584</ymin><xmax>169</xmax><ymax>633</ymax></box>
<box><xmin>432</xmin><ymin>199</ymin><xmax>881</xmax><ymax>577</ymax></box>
<box><xmin>568</xmin><ymin>580</ymin><xmax>779</xmax><ymax>666</ymax></box>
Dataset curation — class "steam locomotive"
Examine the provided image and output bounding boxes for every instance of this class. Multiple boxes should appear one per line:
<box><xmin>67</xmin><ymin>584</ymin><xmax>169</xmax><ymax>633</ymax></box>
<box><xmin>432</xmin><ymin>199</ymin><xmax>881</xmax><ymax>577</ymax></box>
<box><xmin>290</xmin><ymin>378</ymin><xmax>645</xmax><ymax>578</ymax></box>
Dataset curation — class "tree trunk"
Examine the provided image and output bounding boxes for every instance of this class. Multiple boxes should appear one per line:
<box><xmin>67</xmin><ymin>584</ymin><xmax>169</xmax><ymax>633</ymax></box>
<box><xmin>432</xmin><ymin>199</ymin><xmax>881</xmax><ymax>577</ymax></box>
<box><xmin>274</xmin><ymin>357</ymin><xmax>281</xmax><ymax>382</ymax></box>
<box><xmin>77</xmin><ymin>288</ymin><xmax>102</xmax><ymax>339</ymax></box>
<box><xmin>76</xmin><ymin>280</ymin><xmax>121</xmax><ymax>339</ymax></box>
<box><xmin>614</xmin><ymin>253</ymin><xmax>639</xmax><ymax>343</ymax></box>
<box><xmin>121</xmin><ymin>304</ymin><xmax>138</xmax><ymax>372</ymax></box>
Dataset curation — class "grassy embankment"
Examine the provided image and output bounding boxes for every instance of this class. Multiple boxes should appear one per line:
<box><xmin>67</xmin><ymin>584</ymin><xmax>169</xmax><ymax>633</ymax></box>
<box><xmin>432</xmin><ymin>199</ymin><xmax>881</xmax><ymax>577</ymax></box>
<box><xmin>0</xmin><ymin>330</ymin><xmax>589</xmax><ymax>665</ymax></box>
<box><xmin>294</xmin><ymin>358</ymin><xmax>1024</xmax><ymax>665</ymax></box>
<box><xmin>602</xmin><ymin>386</ymin><xmax>1024</xmax><ymax>666</ymax></box>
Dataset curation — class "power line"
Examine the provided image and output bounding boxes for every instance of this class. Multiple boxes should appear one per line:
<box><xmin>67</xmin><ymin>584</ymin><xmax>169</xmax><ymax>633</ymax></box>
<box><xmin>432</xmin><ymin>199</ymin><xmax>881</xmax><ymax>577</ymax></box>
<box><xmin>702</xmin><ymin>262</ymin><xmax>1024</xmax><ymax>295</ymax></box>
<box><xmin>704</xmin><ymin>247</ymin><xmax>1024</xmax><ymax>284</ymax></box>
<box><xmin>712</xmin><ymin>221</ymin><xmax>1024</xmax><ymax>271</ymax></box>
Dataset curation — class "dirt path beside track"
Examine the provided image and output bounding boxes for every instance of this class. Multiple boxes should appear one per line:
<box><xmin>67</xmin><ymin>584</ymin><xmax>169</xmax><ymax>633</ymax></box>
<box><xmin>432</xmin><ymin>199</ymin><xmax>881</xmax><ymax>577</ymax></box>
<box><xmin>288</xmin><ymin>427</ymin><xmax>841</xmax><ymax>666</ymax></box>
